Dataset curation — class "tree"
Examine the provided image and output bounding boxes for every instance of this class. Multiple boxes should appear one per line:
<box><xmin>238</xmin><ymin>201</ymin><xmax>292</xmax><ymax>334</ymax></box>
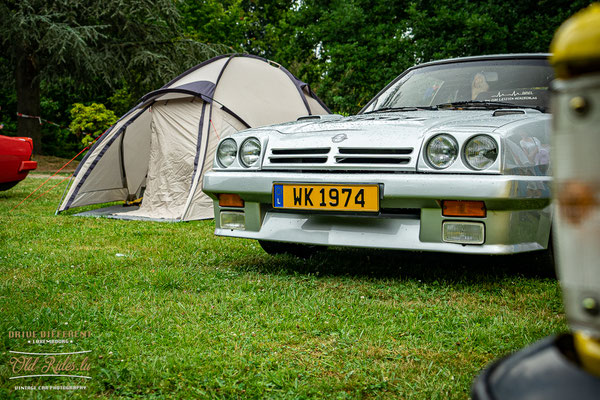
<box><xmin>179</xmin><ymin>0</ymin><xmax>293</xmax><ymax>58</ymax></box>
<box><xmin>406</xmin><ymin>0</ymin><xmax>594</xmax><ymax>61</ymax></box>
<box><xmin>0</xmin><ymin>0</ymin><xmax>225</xmax><ymax>154</ymax></box>
<box><xmin>274</xmin><ymin>0</ymin><xmax>414</xmax><ymax>114</ymax></box>
<box><xmin>271</xmin><ymin>0</ymin><xmax>594</xmax><ymax>114</ymax></box>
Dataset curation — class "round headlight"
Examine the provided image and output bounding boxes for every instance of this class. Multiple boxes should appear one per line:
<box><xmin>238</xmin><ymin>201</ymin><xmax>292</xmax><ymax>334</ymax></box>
<box><xmin>217</xmin><ymin>138</ymin><xmax>237</xmax><ymax>168</ymax></box>
<box><xmin>464</xmin><ymin>135</ymin><xmax>498</xmax><ymax>170</ymax></box>
<box><xmin>426</xmin><ymin>134</ymin><xmax>458</xmax><ymax>169</ymax></box>
<box><xmin>240</xmin><ymin>137</ymin><xmax>261</xmax><ymax>168</ymax></box>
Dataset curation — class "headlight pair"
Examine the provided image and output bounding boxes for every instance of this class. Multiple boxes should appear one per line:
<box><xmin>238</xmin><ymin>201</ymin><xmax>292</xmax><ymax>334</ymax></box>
<box><xmin>217</xmin><ymin>137</ymin><xmax>262</xmax><ymax>168</ymax></box>
<box><xmin>426</xmin><ymin>134</ymin><xmax>498</xmax><ymax>170</ymax></box>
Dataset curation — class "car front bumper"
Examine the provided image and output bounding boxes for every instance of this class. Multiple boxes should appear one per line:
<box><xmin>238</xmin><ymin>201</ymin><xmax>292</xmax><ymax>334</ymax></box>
<box><xmin>202</xmin><ymin>171</ymin><xmax>552</xmax><ymax>254</ymax></box>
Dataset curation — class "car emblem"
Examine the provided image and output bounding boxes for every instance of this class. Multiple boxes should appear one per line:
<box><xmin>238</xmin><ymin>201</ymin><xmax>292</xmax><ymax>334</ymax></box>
<box><xmin>331</xmin><ymin>133</ymin><xmax>348</xmax><ymax>143</ymax></box>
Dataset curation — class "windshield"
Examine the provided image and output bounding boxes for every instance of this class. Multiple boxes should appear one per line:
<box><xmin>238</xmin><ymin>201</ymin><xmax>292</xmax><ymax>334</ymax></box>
<box><xmin>361</xmin><ymin>58</ymin><xmax>554</xmax><ymax>113</ymax></box>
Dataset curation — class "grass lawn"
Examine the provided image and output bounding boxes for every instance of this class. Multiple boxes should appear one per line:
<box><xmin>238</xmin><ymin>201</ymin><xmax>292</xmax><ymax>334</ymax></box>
<box><xmin>0</xmin><ymin>174</ymin><xmax>566</xmax><ymax>399</ymax></box>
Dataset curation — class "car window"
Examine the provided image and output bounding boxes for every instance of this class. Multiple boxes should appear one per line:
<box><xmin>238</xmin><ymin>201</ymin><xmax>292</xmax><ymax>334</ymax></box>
<box><xmin>362</xmin><ymin>59</ymin><xmax>554</xmax><ymax>113</ymax></box>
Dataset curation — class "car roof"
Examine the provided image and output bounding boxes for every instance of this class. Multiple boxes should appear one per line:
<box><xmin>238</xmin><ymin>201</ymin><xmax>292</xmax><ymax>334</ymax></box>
<box><xmin>413</xmin><ymin>53</ymin><xmax>551</xmax><ymax>69</ymax></box>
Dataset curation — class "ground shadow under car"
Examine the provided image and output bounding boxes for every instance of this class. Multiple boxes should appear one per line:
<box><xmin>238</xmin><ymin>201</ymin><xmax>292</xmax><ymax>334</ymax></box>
<box><xmin>231</xmin><ymin>245</ymin><xmax>557</xmax><ymax>285</ymax></box>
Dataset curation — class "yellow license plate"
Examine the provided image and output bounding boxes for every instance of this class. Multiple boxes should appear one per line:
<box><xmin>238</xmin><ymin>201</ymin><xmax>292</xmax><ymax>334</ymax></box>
<box><xmin>272</xmin><ymin>183</ymin><xmax>379</xmax><ymax>212</ymax></box>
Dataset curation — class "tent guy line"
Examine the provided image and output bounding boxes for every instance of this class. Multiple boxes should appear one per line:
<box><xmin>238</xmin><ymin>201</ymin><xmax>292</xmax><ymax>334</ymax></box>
<box><xmin>10</xmin><ymin>144</ymin><xmax>92</xmax><ymax>213</ymax></box>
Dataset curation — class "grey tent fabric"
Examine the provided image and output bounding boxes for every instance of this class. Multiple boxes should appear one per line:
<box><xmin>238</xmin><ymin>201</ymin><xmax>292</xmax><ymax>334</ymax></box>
<box><xmin>57</xmin><ymin>54</ymin><xmax>330</xmax><ymax>221</ymax></box>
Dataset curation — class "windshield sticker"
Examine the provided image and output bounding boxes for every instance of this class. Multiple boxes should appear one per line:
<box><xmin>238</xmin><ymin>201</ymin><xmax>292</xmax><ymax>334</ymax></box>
<box><xmin>490</xmin><ymin>90</ymin><xmax>538</xmax><ymax>102</ymax></box>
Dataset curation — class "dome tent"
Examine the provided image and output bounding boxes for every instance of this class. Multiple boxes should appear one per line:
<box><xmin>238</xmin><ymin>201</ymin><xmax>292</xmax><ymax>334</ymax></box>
<box><xmin>57</xmin><ymin>54</ymin><xmax>330</xmax><ymax>221</ymax></box>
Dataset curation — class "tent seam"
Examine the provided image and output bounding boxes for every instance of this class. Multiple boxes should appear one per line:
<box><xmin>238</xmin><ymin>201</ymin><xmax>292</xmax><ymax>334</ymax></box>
<box><xmin>279</xmin><ymin>66</ymin><xmax>313</xmax><ymax>115</ymax></box>
<box><xmin>181</xmin><ymin>102</ymin><xmax>208</xmax><ymax>221</ymax></box>
<box><xmin>158</xmin><ymin>54</ymin><xmax>230</xmax><ymax>90</ymax></box>
<box><xmin>220</xmin><ymin>106</ymin><xmax>250</xmax><ymax>129</ymax></box>
<box><xmin>181</xmin><ymin>54</ymin><xmax>236</xmax><ymax>221</ymax></box>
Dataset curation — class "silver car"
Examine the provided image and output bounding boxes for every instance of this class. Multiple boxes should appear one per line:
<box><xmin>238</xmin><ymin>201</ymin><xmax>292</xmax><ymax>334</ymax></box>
<box><xmin>202</xmin><ymin>54</ymin><xmax>554</xmax><ymax>258</ymax></box>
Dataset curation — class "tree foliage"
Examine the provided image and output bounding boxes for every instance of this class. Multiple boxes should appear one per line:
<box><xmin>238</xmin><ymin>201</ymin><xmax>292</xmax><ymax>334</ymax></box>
<box><xmin>0</xmin><ymin>0</ymin><xmax>226</xmax><ymax>153</ymax></box>
<box><xmin>269</xmin><ymin>0</ymin><xmax>593</xmax><ymax>114</ymax></box>
<box><xmin>0</xmin><ymin>0</ymin><xmax>226</xmax><ymax>93</ymax></box>
<box><xmin>69</xmin><ymin>103</ymin><xmax>117</xmax><ymax>147</ymax></box>
<box><xmin>278</xmin><ymin>0</ymin><xmax>414</xmax><ymax>112</ymax></box>
<box><xmin>406</xmin><ymin>0</ymin><xmax>592</xmax><ymax>61</ymax></box>
<box><xmin>179</xmin><ymin>0</ymin><xmax>293</xmax><ymax>57</ymax></box>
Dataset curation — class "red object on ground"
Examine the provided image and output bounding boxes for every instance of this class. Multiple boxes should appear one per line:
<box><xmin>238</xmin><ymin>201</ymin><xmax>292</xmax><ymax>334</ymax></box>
<box><xmin>0</xmin><ymin>135</ymin><xmax>37</xmax><ymax>191</ymax></box>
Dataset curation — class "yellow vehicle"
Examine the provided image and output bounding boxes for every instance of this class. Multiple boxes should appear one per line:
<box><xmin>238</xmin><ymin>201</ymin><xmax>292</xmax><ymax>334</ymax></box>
<box><xmin>472</xmin><ymin>4</ymin><xmax>600</xmax><ymax>399</ymax></box>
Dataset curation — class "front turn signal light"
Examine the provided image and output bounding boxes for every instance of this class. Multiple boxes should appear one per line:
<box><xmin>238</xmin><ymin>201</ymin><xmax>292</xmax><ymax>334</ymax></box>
<box><xmin>218</xmin><ymin>193</ymin><xmax>245</xmax><ymax>208</ymax></box>
<box><xmin>442</xmin><ymin>200</ymin><xmax>486</xmax><ymax>218</ymax></box>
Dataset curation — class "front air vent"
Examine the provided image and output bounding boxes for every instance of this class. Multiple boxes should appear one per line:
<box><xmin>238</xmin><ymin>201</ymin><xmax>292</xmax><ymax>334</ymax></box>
<box><xmin>272</xmin><ymin>148</ymin><xmax>330</xmax><ymax>155</ymax></box>
<box><xmin>296</xmin><ymin>115</ymin><xmax>323</xmax><ymax>121</ymax></box>
<box><xmin>493</xmin><ymin>110</ymin><xmax>525</xmax><ymax>117</ymax></box>
<box><xmin>269</xmin><ymin>147</ymin><xmax>330</xmax><ymax>164</ymax></box>
<box><xmin>338</xmin><ymin>148</ymin><xmax>412</xmax><ymax>155</ymax></box>
<box><xmin>335</xmin><ymin>148</ymin><xmax>412</xmax><ymax>165</ymax></box>
<box><xmin>270</xmin><ymin>157</ymin><xmax>328</xmax><ymax>164</ymax></box>
<box><xmin>336</xmin><ymin>158</ymin><xmax>410</xmax><ymax>164</ymax></box>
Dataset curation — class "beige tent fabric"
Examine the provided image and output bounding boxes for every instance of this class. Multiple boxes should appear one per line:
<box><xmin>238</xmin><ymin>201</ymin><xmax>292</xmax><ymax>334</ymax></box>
<box><xmin>67</xmin><ymin>138</ymin><xmax>125</xmax><ymax>208</ymax></box>
<box><xmin>183</xmin><ymin>107</ymin><xmax>248</xmax><ymax>220</ymax></box>
<box><xmin>122</xmin><ymin>110</ymin><xmax>152</xmax><ymax>198</ymax></box>
<box><xmin>69</xmin><ymin>187</ymin><xmax>129</xmax><ymax>209</ymax></box>
<box><xmin>179</xmin><ymin>103</ymin><xmax>211</xmax><ymax>220</ymax></box>
<box><xmin>304</xmin><ymin>91</ymin><xmax>329</xmax><ymax>115</ymax></box>
<box><xmin>213</xmin><ymin>57</ymin><xmax>309</xmax><ymax>127</ymax></box>
<box><xmin>120</xmin><ymin>99</ymin><xmax>203</xmax><ymax>220</ymax></box>
<box><xmin>175</xmin><ymin>57</ymin><xmax>229</xmax><ymax>86</ymax></box>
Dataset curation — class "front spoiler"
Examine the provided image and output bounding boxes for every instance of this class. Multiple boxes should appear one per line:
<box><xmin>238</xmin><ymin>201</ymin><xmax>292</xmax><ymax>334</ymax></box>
<box><xmin>214</xmin><ymin>211</ymin><xmax>545</xmax><ymax>255</ymax></box>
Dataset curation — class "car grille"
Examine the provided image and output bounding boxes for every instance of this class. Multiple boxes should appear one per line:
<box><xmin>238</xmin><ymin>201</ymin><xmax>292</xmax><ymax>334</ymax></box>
<box><xmin>268</xmin><ymin>148</ymin><xmax>330</xmax><ymax>164</ymax></box>
<box><xmin>264</xmin><ymin>146</ymin><xmax>415</xmax><ymax>171</ymax></box>
<box><xmin>335</xmin><ymin>148</ymin><xmax>412</xmax><ymax>165</ymax></box>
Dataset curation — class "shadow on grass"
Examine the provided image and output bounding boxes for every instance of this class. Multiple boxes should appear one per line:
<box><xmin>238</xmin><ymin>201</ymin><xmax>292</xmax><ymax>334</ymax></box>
<box><xmin>0</xmin><ymin>189</ymin><xmax>24</xmax><ymax>200</ymax></box>
<box><xmin>232</xmin><ymin>246</ymin><xmax>556</xmax><ymax>284</ymax></box>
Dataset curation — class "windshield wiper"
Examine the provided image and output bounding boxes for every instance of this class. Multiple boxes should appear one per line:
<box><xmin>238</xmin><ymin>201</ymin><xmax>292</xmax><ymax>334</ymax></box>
<box><xmin>435</xmin><ymin>101</ymin><xmax>545</xmax><ymax>112</ymax></box>
<box><xmin>363</xmin><ymin>106</ymin><xmax>438</xmax><ymax>114</ymax></box>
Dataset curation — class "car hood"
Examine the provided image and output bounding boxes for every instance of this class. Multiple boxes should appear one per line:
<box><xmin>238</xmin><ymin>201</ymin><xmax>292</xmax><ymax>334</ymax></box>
<box><xmin>245</xmin><ymin>110</ymin><xmax>545</xmax><ymax>172</ymax></box>
<box><xmin>257</xmin><ymin>109</ymin><xmax>535</xmax><ymax>133</ymax></box>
